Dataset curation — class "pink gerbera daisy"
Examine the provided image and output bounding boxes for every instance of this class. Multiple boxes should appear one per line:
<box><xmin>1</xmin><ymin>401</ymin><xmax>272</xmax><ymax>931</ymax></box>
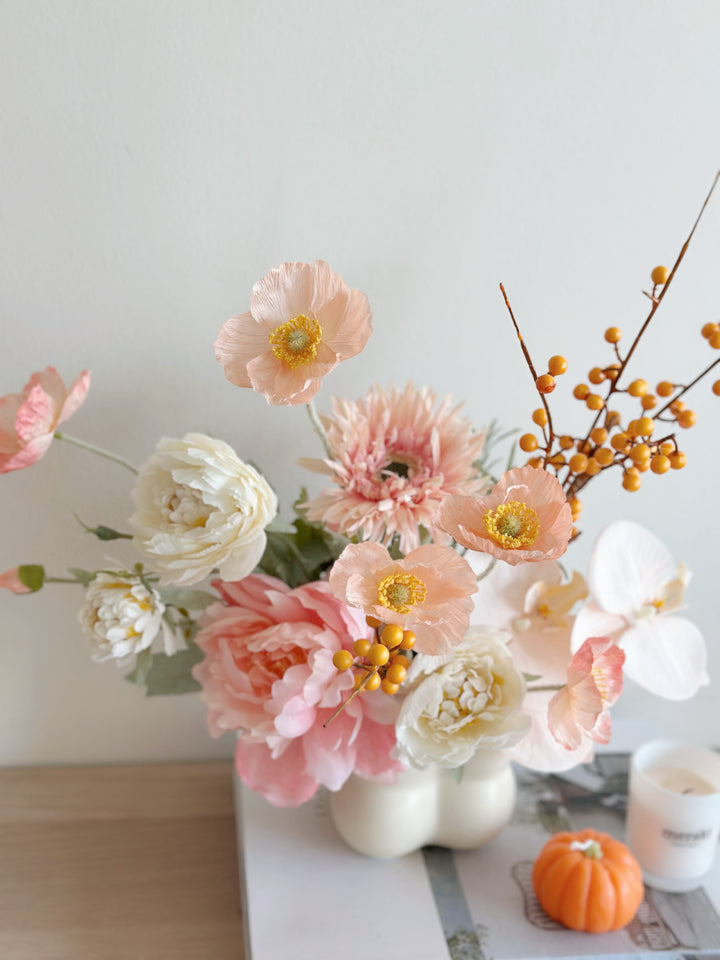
<box><xmin>329</xmin><ymin>541</ymin><xmax>477</xmax><ymax>656</ymax></box>
<box><xmin>301</xmin><ymin>383</ymin><xmax>488</xmax><ymax>553</ymax></box>
<box><xmin>214</xmin><ymin>261</ymin><xmax>372</xmax><ymax>405</ymax></box>
<box><xmin>438</xmin><ymin>465</ymin><xmax>573</xmax><ymax>565</ymax></box>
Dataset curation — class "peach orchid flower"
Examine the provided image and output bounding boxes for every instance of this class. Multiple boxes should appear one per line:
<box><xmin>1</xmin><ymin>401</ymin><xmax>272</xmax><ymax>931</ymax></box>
<box><xmin>570</xmin><ymin>521</ymin><xmax>707</xmax><ymax>700</ymax></box>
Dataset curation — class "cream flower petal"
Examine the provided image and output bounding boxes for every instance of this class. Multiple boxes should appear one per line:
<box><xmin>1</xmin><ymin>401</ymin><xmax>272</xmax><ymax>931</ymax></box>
<box><xmin>509</xmin><ymin>690</ymin><xmax>594</xmax><ymax>772</ymax></box>
<box><xmin>588</xmin><ymin>521</ymin><xmax>677</xmax><ymax>617</ymax></box>
<box><xmin>471</xmin><ymin>556</ymin><xmax>564</xmax><ymax>629</ymax></box>
<box><xmin>570</xmin><ymin>600</ymin><xmax>626</xmax><ymax>653</ymax></box>
<box><xmin>619</xmin><ymin>617</ymin><xmax>708</xmax><ymax>700</ymax></box>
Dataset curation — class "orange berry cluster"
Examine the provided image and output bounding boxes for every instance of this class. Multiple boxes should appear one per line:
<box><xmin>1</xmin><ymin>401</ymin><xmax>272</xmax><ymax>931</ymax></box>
<box><xmin>332</xmin><ymin>617</ymin><xmax>416</xmax><ymax>696</ymax></box>
<box><xmin>518</xmin><ymin>264</ymin><xmax>720</xmax><ymax>529</ymax></box>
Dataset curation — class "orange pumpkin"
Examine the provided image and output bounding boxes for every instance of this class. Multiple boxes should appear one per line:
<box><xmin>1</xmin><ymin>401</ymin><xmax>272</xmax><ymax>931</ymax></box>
<box><xmin>532</xmin><ymin>828</ymin><xmax>644</xmax><ymax>933</ymax></box>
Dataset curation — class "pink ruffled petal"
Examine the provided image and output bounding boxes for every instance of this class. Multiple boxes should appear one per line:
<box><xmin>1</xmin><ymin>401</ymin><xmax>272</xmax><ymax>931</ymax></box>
<box><xmin>214</xmin><ymin>313</ymin><xmax>269</xmax><ymax>388</ymax></box>
<box><xmin>235</xmin><ymin>737</ymin><xmax>319</xmax><ymax>807</ymax></box>
<box><xmin>57</xmin><ymin>369</ymin><xmax>91</xmax><ymax>424</ymax></box>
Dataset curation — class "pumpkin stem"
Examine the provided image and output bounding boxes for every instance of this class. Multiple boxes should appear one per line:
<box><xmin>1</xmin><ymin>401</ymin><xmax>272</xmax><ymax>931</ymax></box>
<box><xmin>570</xmin><ymin>838</ymin><xmax>604</xmax><ymax>859</ymax></box>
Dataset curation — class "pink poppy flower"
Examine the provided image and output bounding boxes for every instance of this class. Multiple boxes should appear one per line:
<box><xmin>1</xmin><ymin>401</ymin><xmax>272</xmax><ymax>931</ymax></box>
<box><xmin>214</xmin><ymin>261</ymin><xmax>372</xmax><ymax>405</ymax></box>
<box><xmin>547</xmin><ymin>636</ymin><xmax>625</xmax><ymax>750</ymax></box>
<box><xmin>438</xmin><ymin>465</ymin><xmax>573</xmax><ymax>565</ymax></box>
<box><xmin>300</xmin><ymin>383</ymin><xmax>488</xmax><ymax>553</ymax></box>
<box><xmin>0</xmin><ymin>367</ymin><xmax>90</xmax><ymax>474</ymax></box>
<box><xmin>192</xmin><ymin>575</ymin><xmax>402</xmax><ymax>807</ymax></box>
<box><xmin>328</xmin><ymin>542</ymin><xmax>477</xmax><ymax>656</ymax></box>
<box><xmin>0</xmin><ymin>567</ymin><xmax>31</xmax><ymax>594</ymax></box>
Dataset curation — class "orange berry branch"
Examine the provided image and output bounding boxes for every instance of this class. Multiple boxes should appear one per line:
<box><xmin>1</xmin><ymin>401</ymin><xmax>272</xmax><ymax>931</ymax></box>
<box><xmin>502</xmin><ymin>171</ymin><xmax>720</xmax><ymax>537</ymax></box>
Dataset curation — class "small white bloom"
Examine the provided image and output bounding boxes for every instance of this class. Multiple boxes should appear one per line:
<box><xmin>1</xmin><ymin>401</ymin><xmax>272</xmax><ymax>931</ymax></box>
<box><xmin>130</xmin><ymin>433</ymin><xmax>278</xmax><ymax>586</ymax></box>
<box><xmin>79</xmin><ymin>572</ymin><xmax>173</xmax><ymax>665</ymax></box>
<box><xmin>571</xmin><ymin>521</ymin><xmax>707</xmax><ymax>700</ymax></box>
<box><xmin>395</xmin><ymin>629</ymin><xmax>530</xmax><ymax>769</ymax></box>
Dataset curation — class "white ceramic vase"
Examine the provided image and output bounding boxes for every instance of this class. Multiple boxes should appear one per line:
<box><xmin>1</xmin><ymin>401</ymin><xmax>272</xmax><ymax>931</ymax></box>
<box><xmin>329</xmin><ymin>750</ymin><xmax>516</xmax><ymax>858</ymax></box>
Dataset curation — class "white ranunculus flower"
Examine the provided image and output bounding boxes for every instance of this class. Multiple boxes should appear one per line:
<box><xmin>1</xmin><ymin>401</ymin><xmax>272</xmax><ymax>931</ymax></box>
<box><xmin>395</xmin><ymin>629</ymin><xmax>530</xmax><ymax>769</ymax></box>
<box><xmin>130</xmin><ymin>433</ymin><xmax>278</xmax><ymax>586</ymax></box>
<box><xmin>79</xmin><ymin>572</ymin><xmax>173</xmax><ymax>665</ymax></box>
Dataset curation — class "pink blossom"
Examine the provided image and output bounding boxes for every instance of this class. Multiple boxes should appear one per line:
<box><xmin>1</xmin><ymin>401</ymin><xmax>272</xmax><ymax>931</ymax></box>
<box><xmin>0</xmin><ymin>367</ymin><xmax>90</xmax><ymax>474</ymax></box>
<box><xmin>215</xmin><ymin>261</ymin><xmax>372</xmax><ymax>405</ymax></box>
<box><xmin>329</xmin><ymin>542</ymin><xmax>477</xmax><ymax>656</ymax></box>
<box><xmin>300</xmin><ymin>383</ymin><xmax>488</xmax><ymax>553</ymax></box>
<box><xmin>192</xmin><ymin>574</ymin><xmax>402</xmax><ymax>807</ymax></box>
<box><xmin>438</xmin><ymin>465</ymin><xmax>573</xmax><ymax>565</ymax></box>
<box><xmin>0</xmin><ymin>567</ymin><xmax>31</xmax><ymax>594</ymax></box>
<box><xmin>548</xmin><ymin>636</ymin><xmax>625</xmax><ymax>750</ymax></box>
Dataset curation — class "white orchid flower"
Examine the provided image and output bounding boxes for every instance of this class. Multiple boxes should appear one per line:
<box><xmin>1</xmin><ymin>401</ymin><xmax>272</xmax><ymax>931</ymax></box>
<box><xmin>571</xmin><ymin>521</ymin><xmax>707</xmax><ymax>700</ymax></box>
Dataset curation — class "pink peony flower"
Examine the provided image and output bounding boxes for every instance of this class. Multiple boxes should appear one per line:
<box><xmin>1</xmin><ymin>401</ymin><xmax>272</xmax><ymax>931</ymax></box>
<box><xmin>0</xmin><ymin>367</ymin><xmax>90</xmax><ymax>474</ymax></box>
<box><xmin>438</xmin><ymin>465</ymin><xmax>573</xmax><ymax>565</ymax></box>
<box><xmin>329</xmin><ymin>541</ymin><xmax>477</xmax><ymax>656</ymax></box>
<box><xmin>300</xmin><ymin>383</ymin><xmax>488</xmax><ymax>553</ymax></box>
<box><xmin>548</xmin><ymin>636</ymin><xmax>625</xmax><ymax>750</ymax></box>
<box><xmin>0</xmin><ymin>567</ymin><xmax>32</xmax><ymax>594</ymax></box>
<box><xmin>192</xmin><ymin>574</ymin><xmax>402</xmax><ymax>807</ymax></box>
<box><xmin>214</xmin><ymin>261</ymin><xmax>372</xmax><ymax>405</ymax></box>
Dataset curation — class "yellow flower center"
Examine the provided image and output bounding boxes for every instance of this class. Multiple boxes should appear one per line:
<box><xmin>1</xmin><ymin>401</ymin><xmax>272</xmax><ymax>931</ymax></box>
<box><xmin>591</xmin><ymin>663</ymin><xmax>609</xmax><ymax>704</ymax></box>
<box><xmin>268</xmin><ymin>315</ymin><xmax>322</xmax><ymax>368</ymax></box>
<box><xmin>376</xmin><ymin>572</ymin><xmax>427</xmax><ymax>614</ymax></box>
<box><xmin>483</xmin><ymin>501</ymin><xmax>539</xmax><ymax>549</ymax></box>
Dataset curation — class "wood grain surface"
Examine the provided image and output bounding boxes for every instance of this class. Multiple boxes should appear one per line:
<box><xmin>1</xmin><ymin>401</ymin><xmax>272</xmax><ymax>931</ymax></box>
<box><xmin>0</xmin><ymin>763</ymin><xmax>244</xmax><ymax>959</ymax></box>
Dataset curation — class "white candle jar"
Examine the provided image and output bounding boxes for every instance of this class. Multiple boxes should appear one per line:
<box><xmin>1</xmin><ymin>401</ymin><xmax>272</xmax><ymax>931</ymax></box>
<box><xmin>626</xmin><ymin>739</ymin><xmax>720</xmax><ymax>892</ymax></box>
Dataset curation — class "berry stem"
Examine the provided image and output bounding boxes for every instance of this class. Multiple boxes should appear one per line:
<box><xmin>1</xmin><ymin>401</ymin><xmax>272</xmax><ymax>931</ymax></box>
<box><xmin>654</xmin><ymin>355</ymin><xmax>720</xmax><ymax>419</ymax></box>
<box><xmin>563</xmin><ymin>171</ymin><xmax>720</xmax><ymax>500</ymax></box>
<box><xmin>322</xmin><ymin>668</ymin><xmax>378</xmax><ymax>728</ymax></box>
<box><xmin>500</xmin><ymin>283</ymin><xmax>557</xmax><ymax>449</ymax></box>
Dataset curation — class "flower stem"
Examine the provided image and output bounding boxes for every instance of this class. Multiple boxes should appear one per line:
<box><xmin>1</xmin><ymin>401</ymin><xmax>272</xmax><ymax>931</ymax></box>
<box><xmin>306</xmin><ymin>401</ymin><xmax>333</xmax><ymax>458</ymax></box>
<box><xmin>476</xmin><ymin>558</ymin><xmax>497</xmax><ymax>583</ymax></box>
<box><xmin>526</xmin><ymin>683</ymin><xmax>563</xmax><ymax>693</ymax></box>
<box><xmin>45</xmin><ymin>576</ymin><xmax>84</xmax><ymax>584</ymax></box>
<box><xmin>54</xmin><ymin>432</ymin><xmax>138</xmax><ymax>475</ymax></box>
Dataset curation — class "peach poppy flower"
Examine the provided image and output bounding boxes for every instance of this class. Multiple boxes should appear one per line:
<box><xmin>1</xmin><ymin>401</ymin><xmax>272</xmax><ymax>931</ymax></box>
<box><xmin>547</xmin><ymin>636</ymin><xmax>625</xmax><ymax>750</ymax></box>
<box><xmin>215</xmin><ymin>261</ymin><xmax>372</xmax><ymax>405</ymax></box>
<box><xmin>438</xmin><ymin>465</ymin><xmax>573</xmax><ymax>565</ymax></box>
<box><xmin>328</xmin><ymin>542</ymin><xmax>477</xmax><ymax>656</ymax></box>
<box><xmin>0</xmin><ymin>367</ymin><xmax>90</xmax><ymax>474</ymax></box>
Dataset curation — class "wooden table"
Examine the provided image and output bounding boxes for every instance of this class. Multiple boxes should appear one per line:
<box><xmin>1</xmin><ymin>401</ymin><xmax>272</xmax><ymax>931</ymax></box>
<box><xmin>0</xmin><ymin>763</ymin><xmax>244</xmax><ymax>959</ymax></box>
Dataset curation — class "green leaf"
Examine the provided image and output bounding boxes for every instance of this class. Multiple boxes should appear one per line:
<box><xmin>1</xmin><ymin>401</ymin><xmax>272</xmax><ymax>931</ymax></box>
<box><xmin>125</xmin><ymin>648</ymin><xmax>153</xmax><ymax>686</ymax></box>
<box><xmin>67</xmin><ymin>567</ymin><xmax>95</xmax><ymax>587</ymax></box>
<box><xmin>142</xmin><ymin>644</ymin><xmax>204</xmax><ymax>696</ymax></box>
<box><xmin>74</xmin><ymin>515</ymin><xmax>132</xmax><ymax>541</ymax></box>
<box><xmin>258</xmin><ymin>530</ymin><xmax>313</xmax><ymax>588</ymax></box>
<box><xmin>523</xmin><ymin>672</ymin><xmax>542</xmax><ymax>683</ymax></box>
<box><xmin>17</xmin><ymin>564</ymin><xmax>45</xmax><ymax>592</ymax></box>
<box><xmin>158</xmin><ymin>588</ymin><xmax>217</xmax><ymax>610</ymax></box>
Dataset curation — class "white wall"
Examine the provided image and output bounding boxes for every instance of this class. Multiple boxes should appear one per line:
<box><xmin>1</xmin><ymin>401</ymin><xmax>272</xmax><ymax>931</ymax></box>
<box><xmin>1</xmin><ymin>0</ymin><xmax>719</xmax><ymax>764</ymax></box>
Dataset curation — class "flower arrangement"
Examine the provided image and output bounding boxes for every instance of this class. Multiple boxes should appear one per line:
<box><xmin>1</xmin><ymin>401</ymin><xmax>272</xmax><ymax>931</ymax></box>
<box><xmin>2</xmin><ymin>180</ymin><xmax>718</xmax><ymax>809</ymax></box>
